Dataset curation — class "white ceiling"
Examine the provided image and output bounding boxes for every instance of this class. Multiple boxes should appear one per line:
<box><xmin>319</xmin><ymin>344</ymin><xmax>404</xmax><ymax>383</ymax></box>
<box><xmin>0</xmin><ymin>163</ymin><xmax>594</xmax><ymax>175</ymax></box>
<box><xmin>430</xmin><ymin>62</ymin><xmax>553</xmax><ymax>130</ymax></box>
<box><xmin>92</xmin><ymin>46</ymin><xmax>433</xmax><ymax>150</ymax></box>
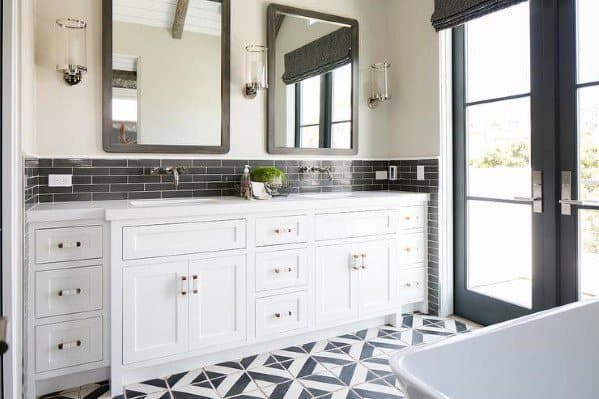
<box><xmin>114</xmin><ymin>0</ymin><xmax>222</xmax><ymax>37</ymax></box>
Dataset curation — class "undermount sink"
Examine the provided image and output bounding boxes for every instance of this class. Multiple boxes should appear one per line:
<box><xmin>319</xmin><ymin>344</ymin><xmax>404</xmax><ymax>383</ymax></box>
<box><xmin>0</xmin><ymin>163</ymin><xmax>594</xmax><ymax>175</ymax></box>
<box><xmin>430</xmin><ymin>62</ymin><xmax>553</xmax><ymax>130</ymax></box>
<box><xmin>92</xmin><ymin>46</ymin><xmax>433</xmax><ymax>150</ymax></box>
<box><xmin>299</xmin><ymin>192</ymin><xmax>360</xmax><ymax>199</ymax></box>
<box><xmin>129</xmin><ymin>198</ymin><xmax>219</xmax><ymax>207</ymax></box>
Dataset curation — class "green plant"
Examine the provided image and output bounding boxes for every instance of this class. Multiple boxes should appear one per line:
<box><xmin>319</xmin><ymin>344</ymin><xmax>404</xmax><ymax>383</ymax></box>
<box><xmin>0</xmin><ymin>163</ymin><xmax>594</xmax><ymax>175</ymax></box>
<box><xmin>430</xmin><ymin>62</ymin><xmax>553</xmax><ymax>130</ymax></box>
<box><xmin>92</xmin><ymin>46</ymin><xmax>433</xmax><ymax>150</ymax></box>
<box><xmin>470</xmin><ymin>142</ymin><xmax>530</xmax><ymax>168</ymax></box>
<box><xmin>250</xmin><ymin>167</ymin><xmax>288</xmax><ymax>185</ymax></box>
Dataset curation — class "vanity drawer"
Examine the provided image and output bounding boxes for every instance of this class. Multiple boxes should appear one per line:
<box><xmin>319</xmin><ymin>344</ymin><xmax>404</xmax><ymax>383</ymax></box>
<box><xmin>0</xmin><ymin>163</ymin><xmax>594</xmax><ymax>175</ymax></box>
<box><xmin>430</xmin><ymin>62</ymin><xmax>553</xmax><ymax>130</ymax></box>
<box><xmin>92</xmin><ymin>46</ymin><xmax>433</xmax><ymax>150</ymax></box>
<box><xmin>255</xmin><ymin>291</ymin><xmax>308</xmax><ymax>337</ymax></box>
<box><xmin>255</xmin><ymin>249</ymin><xmax>309</xmax><ymax>292</ymax></box>
<box><xmin>399</xmin><ymin>233</ymin><xmax>427</xmax><ymax>265</ymax></box>
<box><xmin>399</xmin><ymin>267</ymin><xmax>426</xmax><ymax>302</ymax></box>
<box><xmin>314</xmin><ymin>210</ymin><xmax>397</xmax><ymax>241</ymax></box>
<box><xmin>122</xmin><ymin>219</ymin><xmax>246</xmax><ymax>260</ymax></box>
<box><xmin>35</xmin><ymin>317</ymin><xmax>103</xmax><ymax>373</ymax></box>
<box><xmin>35</xmin><ymin>266</ymin><xmax>103</xmax><ymax>318</ymax></box>
<box><xmin>398</xmin><ymin>206</ymin><xmax>426</xmax><ymax>230</ymax></box>
<box><xmin>35</xmin><ymin>226</ymin><xmax>103</xmax><ymax>264</ymax></box>
<box><xmin>255</xmin><ymin>215</ymin><xmax>308</xmax><ymax>247</ymax></box>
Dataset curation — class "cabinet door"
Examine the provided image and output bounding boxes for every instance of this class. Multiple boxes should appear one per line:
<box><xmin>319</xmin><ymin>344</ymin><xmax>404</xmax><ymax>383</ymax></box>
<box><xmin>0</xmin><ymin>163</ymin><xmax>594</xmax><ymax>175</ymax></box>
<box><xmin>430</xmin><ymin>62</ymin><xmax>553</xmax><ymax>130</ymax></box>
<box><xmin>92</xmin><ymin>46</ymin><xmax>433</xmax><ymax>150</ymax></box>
<box><xmin>123</xmin><ymin>262</ymin><xmax>189</xmax><ymax>364</ymax></box>
<box><xmin>315</xmin><ymin>244</ymin><xmax>359</xmax><ymax>325</ymax></box>
<box><xmin>358</xmin><ymin>239</ymin><xmax>398</xmax><ymax>315</ymax></box>
<box><xmin>189</xmin><ymin>255</ymin><xmax>246</xmax><ymax>350</ymax></box>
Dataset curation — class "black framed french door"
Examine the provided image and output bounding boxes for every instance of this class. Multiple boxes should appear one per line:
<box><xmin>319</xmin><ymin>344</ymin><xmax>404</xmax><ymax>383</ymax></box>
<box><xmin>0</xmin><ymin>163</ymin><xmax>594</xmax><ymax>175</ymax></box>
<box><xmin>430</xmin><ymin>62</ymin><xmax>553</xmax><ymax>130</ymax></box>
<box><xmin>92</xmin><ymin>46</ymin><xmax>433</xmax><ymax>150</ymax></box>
<box><xmin>558</xmin><ymin>0</ymin><xmax>599</xmax><ymax>305</ymax></box>
<box><xmin>453</xmin><ymin>0</ymin><xmax>559</xmax><ymax>326</ymax></box>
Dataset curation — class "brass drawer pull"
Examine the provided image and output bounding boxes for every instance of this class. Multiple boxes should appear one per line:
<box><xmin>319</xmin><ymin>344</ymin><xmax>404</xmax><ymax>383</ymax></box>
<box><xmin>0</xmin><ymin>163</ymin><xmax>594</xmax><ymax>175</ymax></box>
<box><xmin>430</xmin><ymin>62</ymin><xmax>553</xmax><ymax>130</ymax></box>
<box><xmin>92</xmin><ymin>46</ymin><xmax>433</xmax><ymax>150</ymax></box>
<box><xmin>58</xmin><ymin>288</ymin><xmax>82</xmax><ymax>297</ymax></box>
<box><xmin>57</xmin><ymin>241</ymin><xmax>82</xmax><ymax>249</ymax></box>
<box><xmin>58</xmin><ymin>340</ymin><xmax>82</xmax><ymax>350</ymax></box>
<box><xmin>274</xmin><ymin>267</ymin><xmax>294</xmax><ymax>274</ymax></box>
<box><xmin>192</xmin><ymin>275</ymin><xmax>199</xmax><ymax>294</ymax></box>
<box><xmin>181</xmin><ymin>276</ymin><xmax>188</xmax><ymax>296</ymax></box>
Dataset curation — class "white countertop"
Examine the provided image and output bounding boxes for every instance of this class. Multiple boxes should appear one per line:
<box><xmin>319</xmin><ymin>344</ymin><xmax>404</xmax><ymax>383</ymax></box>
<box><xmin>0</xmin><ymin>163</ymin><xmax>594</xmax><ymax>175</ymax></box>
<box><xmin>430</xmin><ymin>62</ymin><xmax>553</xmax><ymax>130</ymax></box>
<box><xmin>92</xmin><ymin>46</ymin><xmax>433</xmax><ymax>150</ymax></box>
<box><xmin>26</xmin><ymin>191</ymin><xmax>429</xmax><ymax>223</ymax></box>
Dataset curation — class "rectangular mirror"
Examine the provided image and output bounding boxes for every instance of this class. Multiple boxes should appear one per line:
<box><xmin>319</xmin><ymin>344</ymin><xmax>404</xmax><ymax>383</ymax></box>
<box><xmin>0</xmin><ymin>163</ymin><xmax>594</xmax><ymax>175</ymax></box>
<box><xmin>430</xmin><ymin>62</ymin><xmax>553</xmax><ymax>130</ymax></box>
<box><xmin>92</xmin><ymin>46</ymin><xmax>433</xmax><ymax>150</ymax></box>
<box><xmin>267</xmin><ymin>4</ymin><xmax>359</xmax><ymax>155</ymax></box>
<box><xmin>103</xmin><ymin>0</ymin><xmax>230</xmax><ymax>153</ymax></box>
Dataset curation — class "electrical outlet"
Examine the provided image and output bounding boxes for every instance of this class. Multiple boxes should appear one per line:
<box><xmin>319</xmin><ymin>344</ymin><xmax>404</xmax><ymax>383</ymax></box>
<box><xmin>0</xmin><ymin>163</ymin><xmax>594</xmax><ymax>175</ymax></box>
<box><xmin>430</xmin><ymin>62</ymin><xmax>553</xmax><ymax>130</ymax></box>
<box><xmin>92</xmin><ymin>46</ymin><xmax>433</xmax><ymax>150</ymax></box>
<box><xmin>375</xmin><ymin>170</ymin><xmax>388</xmax><ymax>180</ymax></box>
<box><xmin>417</xmin><ymin>165</ymin><xmax>425</xmax><ymax>181</ymax></box>
<box><xmin>48</xmin><ymin>174</ymin><xmax>72</xmax><ymax>187</ymax></box>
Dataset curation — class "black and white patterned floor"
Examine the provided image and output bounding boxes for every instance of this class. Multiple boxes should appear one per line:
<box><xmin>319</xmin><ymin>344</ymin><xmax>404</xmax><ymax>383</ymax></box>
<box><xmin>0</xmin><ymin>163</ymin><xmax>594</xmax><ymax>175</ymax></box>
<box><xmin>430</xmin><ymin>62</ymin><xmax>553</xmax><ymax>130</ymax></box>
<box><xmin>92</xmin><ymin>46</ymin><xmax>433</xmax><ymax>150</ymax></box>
<box><xmin>41</xmin><ymin>314</ymin><xmax>478</xmax><ymax>399</ymax></box>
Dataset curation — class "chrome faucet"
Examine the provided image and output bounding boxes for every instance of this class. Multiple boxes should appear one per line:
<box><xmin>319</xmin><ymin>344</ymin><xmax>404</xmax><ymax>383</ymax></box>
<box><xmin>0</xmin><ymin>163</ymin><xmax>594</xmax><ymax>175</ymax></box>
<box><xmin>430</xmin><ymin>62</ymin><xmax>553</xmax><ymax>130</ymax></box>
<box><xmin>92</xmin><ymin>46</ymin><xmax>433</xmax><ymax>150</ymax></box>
<box><xmin>150</xmin><ymin>166</ymin><xmax>186</xmax><ymax>188</ymax></box>
<box><xmin>299</xmin><ymin>165</ymin><xmax>333</xmax><ymax>181</ymax></box>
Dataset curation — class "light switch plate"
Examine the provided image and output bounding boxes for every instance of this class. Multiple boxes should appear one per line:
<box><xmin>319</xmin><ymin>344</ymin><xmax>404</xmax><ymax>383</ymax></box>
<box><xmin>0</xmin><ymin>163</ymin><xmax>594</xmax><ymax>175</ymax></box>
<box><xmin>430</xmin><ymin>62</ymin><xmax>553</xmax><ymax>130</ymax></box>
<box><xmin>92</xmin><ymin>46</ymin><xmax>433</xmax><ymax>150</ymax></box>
<box><xmin>417</xmin><ymin>165</ymin><xmax>425</xmax><ymax>181</ymax></box>
<box><xmin>375</xmin><ymin>170</ymin><xmax>388</xmax><ymax>180</ymax></box>
<box><xmin>48</xmin><ymin>174</ymin><xmax>72</xmax><ymax>187</ymax></box>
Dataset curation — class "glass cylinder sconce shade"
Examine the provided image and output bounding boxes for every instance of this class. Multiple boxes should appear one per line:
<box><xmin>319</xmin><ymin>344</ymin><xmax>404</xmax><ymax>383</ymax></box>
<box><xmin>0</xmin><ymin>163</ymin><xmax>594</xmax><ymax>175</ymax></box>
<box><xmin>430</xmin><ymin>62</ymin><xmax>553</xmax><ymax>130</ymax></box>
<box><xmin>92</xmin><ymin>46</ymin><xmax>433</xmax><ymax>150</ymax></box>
<box><xmin>368</xmin><ymin>62</ymin><xmax>391</xmax><ymax>108</ymax></box>
<box><xmin>56</xmin><ymin>18</ymin><xmax>88</xmax><ymax>86</ymax></box>
<box><xmin>244</xmin><ymin>45</ymin><xmax>268</xmax><ymax>99</ymax></box>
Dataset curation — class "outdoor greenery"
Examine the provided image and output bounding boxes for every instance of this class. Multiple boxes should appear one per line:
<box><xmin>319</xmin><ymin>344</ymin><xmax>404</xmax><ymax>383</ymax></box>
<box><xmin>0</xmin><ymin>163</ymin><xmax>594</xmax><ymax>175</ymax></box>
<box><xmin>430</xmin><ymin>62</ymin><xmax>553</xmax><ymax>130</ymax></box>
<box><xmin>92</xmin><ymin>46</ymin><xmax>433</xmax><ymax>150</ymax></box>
<box><xmin>469</xmin><ymin>142</ymin><xmax>530</xmax><ymax>168</ymax></box>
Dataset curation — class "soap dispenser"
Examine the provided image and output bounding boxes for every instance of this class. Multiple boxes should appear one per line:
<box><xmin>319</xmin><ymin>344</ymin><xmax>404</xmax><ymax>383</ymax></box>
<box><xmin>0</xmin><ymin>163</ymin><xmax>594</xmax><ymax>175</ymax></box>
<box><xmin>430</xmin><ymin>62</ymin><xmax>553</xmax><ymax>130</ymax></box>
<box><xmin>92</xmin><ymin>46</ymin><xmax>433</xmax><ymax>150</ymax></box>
<box><xmin>241</xmin><ymin>165</ymin><xmax>252</xmax><ymax>200</ymax></box>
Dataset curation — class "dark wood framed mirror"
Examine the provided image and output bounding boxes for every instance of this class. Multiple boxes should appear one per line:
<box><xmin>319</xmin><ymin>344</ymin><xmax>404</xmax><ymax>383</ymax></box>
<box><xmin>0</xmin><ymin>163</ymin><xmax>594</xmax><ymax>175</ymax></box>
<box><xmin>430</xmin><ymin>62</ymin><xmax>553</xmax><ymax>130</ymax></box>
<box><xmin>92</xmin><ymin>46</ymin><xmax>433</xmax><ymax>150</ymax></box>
<box><xmin>267</xmin><ymin>4</ymin><xmax>359</xmax><ymax>155</ymax></box>
<box><xmin>102</xmin><ymin>0</ymin><xmax>230</xmax><ymax>153</ymax></box>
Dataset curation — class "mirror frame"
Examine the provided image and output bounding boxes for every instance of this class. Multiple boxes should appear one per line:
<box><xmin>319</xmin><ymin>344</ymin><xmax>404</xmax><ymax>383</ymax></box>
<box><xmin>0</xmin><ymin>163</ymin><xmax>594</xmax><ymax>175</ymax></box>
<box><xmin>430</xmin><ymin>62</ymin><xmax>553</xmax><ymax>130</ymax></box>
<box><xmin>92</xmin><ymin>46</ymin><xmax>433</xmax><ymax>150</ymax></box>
<box><xmin>102</xmin><ymin>0</ymin><xmax>230</xmax><ymax>154</ymax></box>
<box><xmin>267</xmin><ymin>4</ymin><xmax>359</xmax><ymax>155</ymax></box>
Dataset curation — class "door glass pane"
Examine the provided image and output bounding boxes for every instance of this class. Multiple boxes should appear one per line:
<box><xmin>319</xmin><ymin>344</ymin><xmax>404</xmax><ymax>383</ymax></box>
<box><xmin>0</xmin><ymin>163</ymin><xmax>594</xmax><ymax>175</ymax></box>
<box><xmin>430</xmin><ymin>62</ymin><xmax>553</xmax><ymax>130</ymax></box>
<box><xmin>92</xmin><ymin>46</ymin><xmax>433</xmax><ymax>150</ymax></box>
<box><xmin>465</xmin><ymin>2</ymin><xmax>530</xmax><ymax>102</ymax></box>
<box><xmin>577</xmin><ymin>0</ymin><xmax>599</xmax><ymax>84</ymax></box>
<box><xmin>580</xmin><ymin>210</ymin><xmax>599</xmax><ymax>299</ymax></box>
<box><xmin>578</xmin><ymin>86</ymin><xmax>599</xmax><ymax>200</ymax></box>
<box><xmin>467</xmin><ymin>97</ymin><xmax>531</xmax><ymax>199</ymax></box>
<box><xmin>467</xmin><ymin>200</ymin><xmax>532</xmax><ymax>309</ymax></box>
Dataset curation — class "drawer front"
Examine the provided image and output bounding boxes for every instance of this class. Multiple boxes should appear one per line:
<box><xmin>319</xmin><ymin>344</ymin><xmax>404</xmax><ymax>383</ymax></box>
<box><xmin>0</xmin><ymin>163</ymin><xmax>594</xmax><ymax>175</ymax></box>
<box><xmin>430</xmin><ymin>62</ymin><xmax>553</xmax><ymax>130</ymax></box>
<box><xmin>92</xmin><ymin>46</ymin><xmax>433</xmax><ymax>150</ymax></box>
<box><xmin>398</xmin><ymin>206</ymin><xmax>426</xmax><ymax>230</ymax></box>
<box><xmin>255</xmin><ymin>215</ymin><xmax>308</xmax><ymax>247</ymax></box>
<box><xmin>123</xmin><ymin>219</ymin><xmax>246</xmax><ymax>260</ymax></box>
<box><xmin>35</xmin><ymin>317</ymin><xmax>103</xmax><ymax>373</ymax></box>
<box><xmin>315</xmin><ymin>210</ymin><xmax>398</xmax><ymax>241</ymax></box>
<box><xmin>255</xmin><ymin>249</ymin><xmax>309</xmax><ymax>292</ymax></box>
<box><xmin>399</xmin><ymin>233</ymin><xmax>426</xmax><ymax>265</ymax></box>
<box><xmin>399</xmin><ymin>267</ymin><xmax>426</xmax><ymax>302</ymax></box>
<box><xmin>255</xmin><ymin>291</ymin><xmax>308</xmax><ymax>337</ymax></box>
<box><xmin>35</xmin><ymin>266</ymin><xmax>103</xmax><ymax>318</ymax></box>
<box><xmin>35</xmin><ymin>226</ymin><xmax>103</xmax><ymax>264</ymax></box>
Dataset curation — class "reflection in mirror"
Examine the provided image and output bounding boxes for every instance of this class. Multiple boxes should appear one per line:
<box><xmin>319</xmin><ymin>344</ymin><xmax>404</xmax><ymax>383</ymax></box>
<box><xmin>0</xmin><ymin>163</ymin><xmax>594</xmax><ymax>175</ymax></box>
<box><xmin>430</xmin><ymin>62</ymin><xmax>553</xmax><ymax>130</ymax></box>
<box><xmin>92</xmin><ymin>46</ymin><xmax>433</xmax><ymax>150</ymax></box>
<box><xmin>268</xmin><ymin>5</ymin><xmax>358</xmax><ymax>154</ymax></box>
<box><xmin>109</xmin><ymin>0</ymin><xmax>225</xmax><ymax>149</ymax></box>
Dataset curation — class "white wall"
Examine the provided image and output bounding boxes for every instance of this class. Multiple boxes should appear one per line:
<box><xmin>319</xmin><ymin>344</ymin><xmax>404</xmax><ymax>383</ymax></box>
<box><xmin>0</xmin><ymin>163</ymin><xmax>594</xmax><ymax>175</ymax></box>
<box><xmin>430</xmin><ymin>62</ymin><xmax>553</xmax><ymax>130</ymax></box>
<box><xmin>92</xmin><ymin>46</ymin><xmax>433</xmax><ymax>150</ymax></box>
<box><xmin>387</xmin><ymin>0</ymin><xmax>440</xmax><ymax>158</ymax></box>
<box><xmin>26</xmin><ymin>0</ymin><xmax>440</xmax><ymax>159</ymax></box>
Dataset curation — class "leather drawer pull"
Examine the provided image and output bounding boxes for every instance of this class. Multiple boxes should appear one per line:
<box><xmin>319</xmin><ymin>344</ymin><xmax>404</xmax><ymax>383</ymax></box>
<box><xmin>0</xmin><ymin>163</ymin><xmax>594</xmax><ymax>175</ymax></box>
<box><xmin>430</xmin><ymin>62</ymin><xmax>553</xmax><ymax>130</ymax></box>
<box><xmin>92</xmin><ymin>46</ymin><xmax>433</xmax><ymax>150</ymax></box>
<box><xmin>58</xmin><ymin>288</ymin><xmax>82</xmax><ymax>297</ymax></box>
<box><xmin>58</xmin><ymin>340</ymin><xmax>82</xmax><ymax>350</ymax></box>
<box><xmin>58</xmin><ymin>241</ymin><xmax>82</xmax><ymax>249</ymax></box>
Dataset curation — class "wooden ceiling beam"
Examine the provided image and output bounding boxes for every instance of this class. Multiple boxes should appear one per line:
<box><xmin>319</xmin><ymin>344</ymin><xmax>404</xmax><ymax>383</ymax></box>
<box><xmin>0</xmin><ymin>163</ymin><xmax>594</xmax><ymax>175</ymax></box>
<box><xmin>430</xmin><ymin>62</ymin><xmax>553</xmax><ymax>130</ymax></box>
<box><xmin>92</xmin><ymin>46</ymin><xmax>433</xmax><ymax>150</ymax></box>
<box><xmin>172</xmin><ymin>0</ymin><xmax>190</xmax><ymax>39</ymax></box>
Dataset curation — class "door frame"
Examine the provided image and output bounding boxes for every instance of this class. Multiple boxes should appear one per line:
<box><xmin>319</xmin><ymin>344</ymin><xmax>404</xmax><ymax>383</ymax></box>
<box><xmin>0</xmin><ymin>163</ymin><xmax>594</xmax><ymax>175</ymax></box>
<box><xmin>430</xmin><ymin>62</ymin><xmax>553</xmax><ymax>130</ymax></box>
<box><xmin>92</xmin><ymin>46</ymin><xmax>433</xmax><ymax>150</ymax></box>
<box><xmin>452</xmin><ymin>0</ymin><xmax>559</xmax><ymax>325</ymax></box>
<box><xmin>2</xmin><ymin>0</ymin><xmax>23</xmax><ymax>396</ymax></box>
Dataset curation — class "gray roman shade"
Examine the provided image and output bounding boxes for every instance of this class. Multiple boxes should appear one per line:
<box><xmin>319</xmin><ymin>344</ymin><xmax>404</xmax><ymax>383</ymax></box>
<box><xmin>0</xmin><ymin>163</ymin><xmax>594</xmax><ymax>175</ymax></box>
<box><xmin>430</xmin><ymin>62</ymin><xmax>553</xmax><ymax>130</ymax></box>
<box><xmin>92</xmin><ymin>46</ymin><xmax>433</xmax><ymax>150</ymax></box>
<box><xmin>431</xmin><ymin>0</ymin><xmax>526</xmax><ymax>31</ymax></box>
<box><xmin>282</xmin><ymin>27</ymin><xmax>352</xmax><ymax>85</ymax></box>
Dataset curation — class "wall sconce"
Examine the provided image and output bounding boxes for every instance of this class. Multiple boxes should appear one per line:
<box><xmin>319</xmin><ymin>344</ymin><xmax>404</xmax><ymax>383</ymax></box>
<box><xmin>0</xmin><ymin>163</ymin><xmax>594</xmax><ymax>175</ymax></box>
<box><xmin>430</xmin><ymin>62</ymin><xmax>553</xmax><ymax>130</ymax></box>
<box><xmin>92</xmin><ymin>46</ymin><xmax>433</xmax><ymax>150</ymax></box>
<box><xmin>244</xmin><ymin>45</ymin><xmax>268</xmax><ymax>99</ymax></box>
<box><xmin>368</xmin><ymin>62</ymin><xmax>391</xmax><ymax>109</ymax></box>
<box><xmin>55</xmin><ymin>18</ymin><xmax>88</xmax><ymax>86</ymax></box>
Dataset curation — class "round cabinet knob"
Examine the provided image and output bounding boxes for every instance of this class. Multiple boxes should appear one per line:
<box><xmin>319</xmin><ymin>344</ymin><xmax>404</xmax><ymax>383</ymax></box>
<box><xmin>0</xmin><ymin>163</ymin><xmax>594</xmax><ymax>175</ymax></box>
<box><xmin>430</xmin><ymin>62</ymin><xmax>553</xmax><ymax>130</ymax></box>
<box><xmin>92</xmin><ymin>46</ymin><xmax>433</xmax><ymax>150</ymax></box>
<box><xmin>275</xmin><ymin>313</ymin><xmax>281</xmax><ymax>319</ymax></box>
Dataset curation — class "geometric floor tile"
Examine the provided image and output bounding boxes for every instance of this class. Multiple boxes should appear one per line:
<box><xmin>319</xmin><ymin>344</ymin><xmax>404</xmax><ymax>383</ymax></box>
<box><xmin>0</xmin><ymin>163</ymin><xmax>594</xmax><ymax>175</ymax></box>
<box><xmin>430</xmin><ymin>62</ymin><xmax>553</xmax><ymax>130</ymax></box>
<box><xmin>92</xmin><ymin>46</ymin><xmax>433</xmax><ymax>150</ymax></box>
<box><xmin>351</xmin><ymin>379</ymin><xmax>406</xmax><ymax>399</ymax></box>
<box><xmin>240</xmin><ymin>353</ymin><xmax>281</xmax><ymax>370</ymax></box>
<box><xmin>271</xmin><ymin>346</ymin><xmax>309</xmax><ymax>363</ymax></box>
<box><xmin>262</xmin><ymin>380</ymin><xmax>313</xmax><ymax>399</ymax></box>
<box><xmin>297</xmin><ymin>369</ymin><xmax>346</xmax><ymax>397</ymax></box>
<box><xmin>326</xmin><ymin>362</ymin><xmax>380</xmax><ymax>387</ymax></box>
<box><xmin>312</xmin><ymin>349</ymin><xmax>356</xmax><ymax>370</ymax></box>
<box><xmin>167</xmin><ymin>368</ymin><xmax>209</xmax><ymax>389</ymax></box>
<box><xmin>247</xmin><ymin>363</ymin><xmax>293</xmax><ymax>389</ymax></box>
<box><xmin>80</xmin><ymin>383</ymin><xmax>110</xmax><ymax>399</ymax></box>
<box><xmin>279</xmin><ymin>355</ymin><xmax>330</xmax><ymax>378</ymax></box>
<box><xmin>433</xmin><ymin>318</ymin><xmax>479</xmax><ymax>333</ymax></box>
<box><xmin>393</xmin><ymin>326</ymin><xmax>454</xmax><ymax>346</ymax></box>
<box><xmin>124</xmin><ymin>379</ymin><xmax>169</xmax><ymax>398</ymax></box>
<box><xmin>314</xmin><ymin>387</ymin><xmax>361</xmax><ymax>399</ymax></box>
<box><xmin>203</xmin><ymin>361</ymin><xmax>244</xmax><ymax>377</ymax></box>
<box><xmin>209</xmin><ymin>371</ymin><xmax>260</xmax><ymax>398</ymax></box>
<box><xmin>336</xmin><ymin>342</ymin><xmax>384</xmax><ymax>361</ymax></box>
<box><xmin>302</xmin><ymin>340</ymin><xmax>338</xmax><ymax>354</ymax></box>
<box><xmin>353</xmin><ymin>328</ymin><xmax>385</xmax><ymax>341</ymax></box>
<box><xmin>366</xmin><ymin>336</ymin><xmax>409</xmax><ymax>355</ymax></box>
<box><xmin>400</xmin><ymin>313</ymin><xmax>447</xmax><ymax>329</ymax></box>
<box><xmin>360</xmin><ymin>356</ymin><xmax>394</xmax><ymax>378</ymax></box>
<box><xmin>328</xmin><ymin>334</ymin><xmax>363</xmax><ymax>349</ymax></box>
<box><xmin>170</xmin><ymin>381</ymin><xmax>220</xmax><ymax>399</ymax></box>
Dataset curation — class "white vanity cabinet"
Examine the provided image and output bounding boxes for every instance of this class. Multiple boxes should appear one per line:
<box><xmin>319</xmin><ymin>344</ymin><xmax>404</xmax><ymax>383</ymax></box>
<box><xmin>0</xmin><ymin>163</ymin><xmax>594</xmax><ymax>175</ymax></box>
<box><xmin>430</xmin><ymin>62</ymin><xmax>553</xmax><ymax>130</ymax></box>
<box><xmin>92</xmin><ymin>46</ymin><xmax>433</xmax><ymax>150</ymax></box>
<box><xmin>26</xmin><ymin>192</ymin><xmax>428</xmax><ymax>398</ymax></box>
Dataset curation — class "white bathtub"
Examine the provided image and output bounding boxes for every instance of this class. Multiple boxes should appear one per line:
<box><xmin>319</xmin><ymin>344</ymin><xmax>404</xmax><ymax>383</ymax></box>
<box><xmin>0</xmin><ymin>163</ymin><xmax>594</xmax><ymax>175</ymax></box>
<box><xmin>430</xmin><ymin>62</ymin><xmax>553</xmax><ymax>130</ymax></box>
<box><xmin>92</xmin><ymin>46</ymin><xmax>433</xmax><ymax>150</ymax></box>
<box><xmin>391</xmin><ymin>300</ymin><xmax>599</xmax><ymax>399</ymax></box>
